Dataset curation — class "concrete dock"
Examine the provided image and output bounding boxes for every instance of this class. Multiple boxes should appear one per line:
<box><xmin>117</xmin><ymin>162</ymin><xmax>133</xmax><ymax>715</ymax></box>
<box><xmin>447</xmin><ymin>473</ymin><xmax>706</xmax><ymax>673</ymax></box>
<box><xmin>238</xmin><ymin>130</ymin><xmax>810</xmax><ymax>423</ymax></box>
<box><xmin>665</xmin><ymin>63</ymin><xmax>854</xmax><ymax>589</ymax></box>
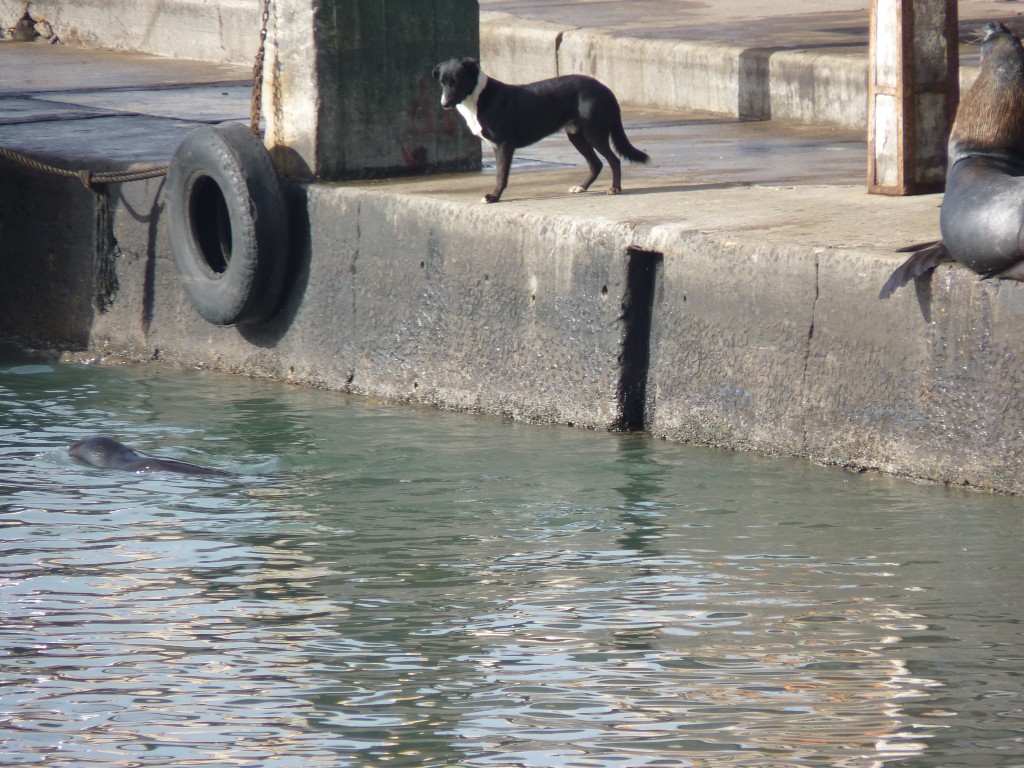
<box><xmin>2</xmin><ymin>2</ymin><xmax>1024</xmax><ymax>494</ymax></box>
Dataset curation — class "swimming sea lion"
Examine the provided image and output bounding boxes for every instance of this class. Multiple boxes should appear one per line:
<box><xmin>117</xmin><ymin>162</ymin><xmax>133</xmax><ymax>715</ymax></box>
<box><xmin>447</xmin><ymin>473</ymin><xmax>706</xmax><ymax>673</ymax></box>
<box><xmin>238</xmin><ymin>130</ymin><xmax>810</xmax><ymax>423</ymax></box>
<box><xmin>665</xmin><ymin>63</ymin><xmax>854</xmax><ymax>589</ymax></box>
<box><xmin>880</xmin><ymin>22</ymin><xmax>1024</xmax><ymax>299</ymax></box>
<box><xmin>69</xmin><ymin>435</ymin><xmax>230</xmax><ymax>476</ymax></box>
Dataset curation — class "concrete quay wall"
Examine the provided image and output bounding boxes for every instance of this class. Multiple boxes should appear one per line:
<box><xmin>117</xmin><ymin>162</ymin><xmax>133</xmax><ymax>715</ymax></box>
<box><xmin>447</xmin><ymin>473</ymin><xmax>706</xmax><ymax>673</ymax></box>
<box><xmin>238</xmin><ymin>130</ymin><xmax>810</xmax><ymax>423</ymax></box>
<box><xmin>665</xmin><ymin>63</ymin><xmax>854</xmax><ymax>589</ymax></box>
<box><xmin>3</xmin><ymin>166</ymin><xmax>1023</xmax><ymax>495</ymax></box>
<box><xmin>641</xmin><ymin>224</ymin><xmax>1024</xmax><ymax>495</ymax></box>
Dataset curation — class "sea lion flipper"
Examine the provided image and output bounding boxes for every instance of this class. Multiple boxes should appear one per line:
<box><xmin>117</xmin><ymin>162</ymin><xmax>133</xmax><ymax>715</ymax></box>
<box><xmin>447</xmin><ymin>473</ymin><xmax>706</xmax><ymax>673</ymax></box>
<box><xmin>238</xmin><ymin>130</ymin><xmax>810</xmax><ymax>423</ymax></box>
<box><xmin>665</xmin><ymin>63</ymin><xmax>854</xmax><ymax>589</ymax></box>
<box><xmin>895</xmin><ymin>239</ymin><xmax>942</xmax><ymax>254</ymax></box>
<box><xmin>985</xmin><ymin>260</ymin><xmax>1024</xmax><ymax>281</ymax></box>
<box><xmin>879</xmin><ymin>241</ymin><xmax>954</xmax><ymax>300</ymax></box>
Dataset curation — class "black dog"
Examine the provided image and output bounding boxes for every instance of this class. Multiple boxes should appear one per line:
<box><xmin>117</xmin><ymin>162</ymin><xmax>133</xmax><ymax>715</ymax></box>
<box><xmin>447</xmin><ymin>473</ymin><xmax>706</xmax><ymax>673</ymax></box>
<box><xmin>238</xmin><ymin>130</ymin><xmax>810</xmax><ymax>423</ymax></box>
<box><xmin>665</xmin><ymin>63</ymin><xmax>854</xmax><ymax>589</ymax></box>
<box><xmin>432</xmin><ymin>57</ymin><xmax>649</xmax><ymax>203</ymax></box>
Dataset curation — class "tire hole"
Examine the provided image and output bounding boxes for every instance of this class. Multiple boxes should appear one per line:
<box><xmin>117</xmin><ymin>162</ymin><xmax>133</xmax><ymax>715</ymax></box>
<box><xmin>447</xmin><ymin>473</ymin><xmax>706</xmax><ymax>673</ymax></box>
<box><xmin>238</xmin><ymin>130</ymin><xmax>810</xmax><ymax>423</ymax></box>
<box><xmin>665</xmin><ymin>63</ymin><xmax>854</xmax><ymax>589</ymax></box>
<box><xmin>190</xmin><ymin>175</ymin><xmax>232</xmax><ymax>275</ymax></box>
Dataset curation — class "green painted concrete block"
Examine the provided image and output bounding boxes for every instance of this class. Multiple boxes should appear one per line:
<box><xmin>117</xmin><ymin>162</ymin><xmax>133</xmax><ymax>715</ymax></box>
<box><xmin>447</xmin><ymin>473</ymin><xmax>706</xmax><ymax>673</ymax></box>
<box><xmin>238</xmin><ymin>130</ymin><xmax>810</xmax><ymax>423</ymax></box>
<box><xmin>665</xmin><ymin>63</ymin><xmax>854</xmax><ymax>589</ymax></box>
<box><xmin>316</xmin><ymin>0</ymin><xmax>481</xmax><ymax>179</ymax></box>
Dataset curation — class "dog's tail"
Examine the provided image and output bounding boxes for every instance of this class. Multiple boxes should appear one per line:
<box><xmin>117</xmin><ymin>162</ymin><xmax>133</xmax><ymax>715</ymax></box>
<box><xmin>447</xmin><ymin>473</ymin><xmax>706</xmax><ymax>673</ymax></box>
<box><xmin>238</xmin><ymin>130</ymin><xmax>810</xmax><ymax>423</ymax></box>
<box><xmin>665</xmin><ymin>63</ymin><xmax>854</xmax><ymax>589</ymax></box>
<box><xmin>611</xmin><ymin>122</ymin><xmax>650</xmax><ymax>164</ymax></box>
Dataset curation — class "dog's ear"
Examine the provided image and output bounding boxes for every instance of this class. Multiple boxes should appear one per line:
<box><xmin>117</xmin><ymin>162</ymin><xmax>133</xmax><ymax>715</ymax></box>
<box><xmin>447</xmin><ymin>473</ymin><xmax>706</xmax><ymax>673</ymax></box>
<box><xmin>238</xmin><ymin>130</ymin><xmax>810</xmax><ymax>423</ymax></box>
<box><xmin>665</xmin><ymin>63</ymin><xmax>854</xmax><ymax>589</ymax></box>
<box><xmin>461</xmin><ymin>57</ymin><xmax>480</xmax><ymax>71</ymax></box>
<box><xmin>432</xmin><ymin>64</ymin><xmax>441</xmax><ymax>80</ymax></box>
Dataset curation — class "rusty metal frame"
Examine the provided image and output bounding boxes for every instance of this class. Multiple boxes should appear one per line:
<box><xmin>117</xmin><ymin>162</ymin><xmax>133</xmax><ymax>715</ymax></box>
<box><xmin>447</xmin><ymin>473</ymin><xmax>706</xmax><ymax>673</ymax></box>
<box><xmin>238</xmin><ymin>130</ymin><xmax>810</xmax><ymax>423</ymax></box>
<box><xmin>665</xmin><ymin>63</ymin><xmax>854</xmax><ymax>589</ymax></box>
<box><xmin>868</xmin><ymin>0</ymin><xmax>959</xmax><ymax>196</ymax></box>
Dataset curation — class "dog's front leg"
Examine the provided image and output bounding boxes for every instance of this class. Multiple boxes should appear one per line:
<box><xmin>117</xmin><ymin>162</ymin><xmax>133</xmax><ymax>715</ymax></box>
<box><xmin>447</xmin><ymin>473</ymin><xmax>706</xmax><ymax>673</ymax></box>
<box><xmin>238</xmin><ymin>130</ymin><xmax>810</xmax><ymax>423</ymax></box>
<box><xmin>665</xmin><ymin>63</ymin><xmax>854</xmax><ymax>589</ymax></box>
<box><xmin>484</xmin><ymin>143</ymin><xmax>514</xmax><ymax>203</ymax></box>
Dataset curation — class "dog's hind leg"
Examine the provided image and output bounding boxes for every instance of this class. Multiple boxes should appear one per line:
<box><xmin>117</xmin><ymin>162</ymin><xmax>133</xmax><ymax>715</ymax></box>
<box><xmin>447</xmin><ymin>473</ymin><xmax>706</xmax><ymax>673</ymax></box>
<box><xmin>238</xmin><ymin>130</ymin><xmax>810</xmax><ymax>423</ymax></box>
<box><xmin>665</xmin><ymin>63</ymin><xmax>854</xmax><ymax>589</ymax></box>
<box><xmin>485</xmin><ymin>143</ymin><xmax>514</xmax><ymax>203</ymax></box>
<box><xmin>566</xmin><ymin>132</ymin><xmax>603</xmax><ymax>193</ymax></box>
<box><xmin>587</xmin><ymin>132</ymin><xmax>623</xmax><ymax>194</ymax></box>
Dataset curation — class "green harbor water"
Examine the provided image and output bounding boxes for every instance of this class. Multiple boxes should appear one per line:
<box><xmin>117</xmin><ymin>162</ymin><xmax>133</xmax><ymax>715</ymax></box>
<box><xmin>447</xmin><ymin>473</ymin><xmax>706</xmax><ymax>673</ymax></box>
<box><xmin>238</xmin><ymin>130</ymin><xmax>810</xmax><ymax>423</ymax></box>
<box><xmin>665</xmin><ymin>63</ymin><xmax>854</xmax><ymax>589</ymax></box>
<box><xmin>1</xmin><ymin>351</ymin><xmax>1023</xmax><ymax>767</ymax></box>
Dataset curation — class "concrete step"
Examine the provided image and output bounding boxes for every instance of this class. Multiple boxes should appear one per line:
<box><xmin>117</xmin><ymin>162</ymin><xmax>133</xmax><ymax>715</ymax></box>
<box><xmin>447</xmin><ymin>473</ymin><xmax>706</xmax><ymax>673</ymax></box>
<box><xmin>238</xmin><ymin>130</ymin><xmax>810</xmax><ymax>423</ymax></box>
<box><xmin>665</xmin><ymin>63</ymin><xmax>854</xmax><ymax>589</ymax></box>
<box><xmin>480</xmin><ymin>11</ymin><xmax>984</xmax><ymax>131</ymax></box>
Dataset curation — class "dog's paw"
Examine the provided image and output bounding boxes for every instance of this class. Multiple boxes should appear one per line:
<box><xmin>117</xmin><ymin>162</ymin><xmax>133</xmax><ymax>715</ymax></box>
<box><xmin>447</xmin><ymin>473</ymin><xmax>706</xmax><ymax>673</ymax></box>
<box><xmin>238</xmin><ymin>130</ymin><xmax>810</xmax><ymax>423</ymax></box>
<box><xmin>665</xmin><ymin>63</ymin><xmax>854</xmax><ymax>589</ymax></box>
<box><xmin>482</xmin><ymin>194</ymin><xmax>501</xmax><ymax>204</ymax></box>
<box><xmin>607</xmin><ymin>187</ymin><xmax>622</xmax><ymax>196</ymax></box>
<box><xmin>568</xmin><ymin>185</ymin><xmax>587</xmax><ymax>194</ymax></box>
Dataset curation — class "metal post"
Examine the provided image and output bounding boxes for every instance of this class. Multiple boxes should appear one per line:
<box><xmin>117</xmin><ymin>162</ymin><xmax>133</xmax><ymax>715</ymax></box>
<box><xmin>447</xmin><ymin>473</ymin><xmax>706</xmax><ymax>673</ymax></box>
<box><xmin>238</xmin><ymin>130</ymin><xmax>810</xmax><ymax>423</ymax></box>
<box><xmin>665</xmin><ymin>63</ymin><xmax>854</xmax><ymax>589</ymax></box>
<box><xmin>868</xmin><ymin>0</ymin><xmax>958</xmax><ymax>195</ymax></box>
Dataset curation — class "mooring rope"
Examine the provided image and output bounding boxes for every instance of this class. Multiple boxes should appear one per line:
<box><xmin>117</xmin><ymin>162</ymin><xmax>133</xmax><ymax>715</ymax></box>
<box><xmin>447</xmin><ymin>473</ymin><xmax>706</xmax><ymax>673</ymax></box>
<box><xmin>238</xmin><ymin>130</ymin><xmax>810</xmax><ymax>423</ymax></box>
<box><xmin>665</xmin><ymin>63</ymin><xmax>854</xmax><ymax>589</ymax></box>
<box><xmin>0</xmin><ymin>145</ymin><xmax>160</xmax><ymax>313</ymax></box>
<box><xmin>0</xmin><ymin>146</ymin><xmax>167</xmax><ymax>190</ymax></box>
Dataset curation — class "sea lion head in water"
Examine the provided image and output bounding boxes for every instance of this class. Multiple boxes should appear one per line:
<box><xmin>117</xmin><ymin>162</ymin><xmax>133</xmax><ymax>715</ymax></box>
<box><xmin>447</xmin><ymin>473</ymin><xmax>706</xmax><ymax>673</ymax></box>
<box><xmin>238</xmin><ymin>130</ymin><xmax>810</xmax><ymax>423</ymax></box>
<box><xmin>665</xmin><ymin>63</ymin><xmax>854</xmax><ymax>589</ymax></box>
<box><xmin>69</xmin><ymin>435</ymin><xmax>230</xmax><ymax>476</ymax></box>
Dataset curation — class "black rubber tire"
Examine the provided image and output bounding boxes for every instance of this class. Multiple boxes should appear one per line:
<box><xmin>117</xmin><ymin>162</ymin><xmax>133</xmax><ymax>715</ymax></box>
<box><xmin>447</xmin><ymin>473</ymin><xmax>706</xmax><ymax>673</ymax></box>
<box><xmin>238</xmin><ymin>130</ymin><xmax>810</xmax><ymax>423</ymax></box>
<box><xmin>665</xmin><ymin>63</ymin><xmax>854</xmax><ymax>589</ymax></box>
<box><xmin>167</xmin><ymin>122</ymin><xmax>289</xmax><ymax>326</ymax></box>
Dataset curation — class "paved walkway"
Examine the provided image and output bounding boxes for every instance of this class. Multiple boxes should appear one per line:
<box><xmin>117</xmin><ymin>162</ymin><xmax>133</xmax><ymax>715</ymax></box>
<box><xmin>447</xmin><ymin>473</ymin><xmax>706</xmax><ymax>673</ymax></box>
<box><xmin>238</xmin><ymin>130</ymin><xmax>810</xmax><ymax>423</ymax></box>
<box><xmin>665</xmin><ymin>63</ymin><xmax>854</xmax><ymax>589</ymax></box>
<box><xmin>0</xmin><ymin>36</ymin><xmax>866</xmax><ymax>187</ymax></box>
<box><xmin>2</xmin><ymin>0</ymin><xmax>1017</xmax><ymax>170</ymax></box>
<box><xmin>3</xmin><ymin>1</ymin><xmax>1012</xmax><ymax>248</ymax></box>
<box><xmin>0</xmin><ymin>0</ymin><xmax>959</xmax><ymax>257</ymax></box>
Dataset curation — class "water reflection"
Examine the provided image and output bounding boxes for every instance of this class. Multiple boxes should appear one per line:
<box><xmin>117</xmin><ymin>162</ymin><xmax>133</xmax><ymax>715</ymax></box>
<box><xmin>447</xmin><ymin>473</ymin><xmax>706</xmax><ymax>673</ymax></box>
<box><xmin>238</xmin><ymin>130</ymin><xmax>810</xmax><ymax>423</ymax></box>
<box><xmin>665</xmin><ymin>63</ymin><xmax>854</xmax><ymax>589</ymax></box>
<box><xmin>1</xmin><ymin>354</ymin><xmax>1023</xmax><ymax>766</ymax></box>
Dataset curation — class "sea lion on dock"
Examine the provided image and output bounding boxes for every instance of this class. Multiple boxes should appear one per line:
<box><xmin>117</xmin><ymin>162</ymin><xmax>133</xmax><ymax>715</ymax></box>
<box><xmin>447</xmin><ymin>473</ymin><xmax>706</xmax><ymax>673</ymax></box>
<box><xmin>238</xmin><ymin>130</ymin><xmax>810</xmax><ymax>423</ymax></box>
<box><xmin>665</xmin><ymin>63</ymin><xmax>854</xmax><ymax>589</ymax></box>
<box><xmin>880</xmin><ymin>22</ymin><xmax>1024</xmax><ymax>300</ymax></box>
<box><xmin>69</xmin><ymin>435</ymin><xmax>230</xmax><ymax>477</ymax></box>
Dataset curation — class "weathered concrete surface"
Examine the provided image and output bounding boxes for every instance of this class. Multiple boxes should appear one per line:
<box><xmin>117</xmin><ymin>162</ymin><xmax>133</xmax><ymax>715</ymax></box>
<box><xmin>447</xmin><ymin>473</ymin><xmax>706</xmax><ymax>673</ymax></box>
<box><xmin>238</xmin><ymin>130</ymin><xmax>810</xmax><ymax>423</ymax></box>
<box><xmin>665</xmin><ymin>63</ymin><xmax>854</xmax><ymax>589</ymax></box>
<box><xmin>808</xmin><ymin>250</ymin><xmax>1024</xmax><ymax>492</ymax></box>
<box><xmin>1</xmin><ymin>0</ymin><xmax>1003</xmax><ymax>129</ymax></box>
<box><xmin>640</xmin><ymin>208</ymin><xmax>1024</xmax><ymax>493</ymax></box>
<box><xmin>161</xmin><ymin>187</ymin><xmax>637</xmax><ymax>429</ymax></box>
<box><xmin>480</xmin><ymin>8</ymin><xmax>875</xmax><ymax>125</ymax></box>
<box><xmin>0</xmin><ymin>169</ymin><xmax>99</xmax><ymax>347</ymax></box>
<box><xmin>0</xmin><ymin>0</ymin><xmax>261</xmax><ymax>64</ymax></box>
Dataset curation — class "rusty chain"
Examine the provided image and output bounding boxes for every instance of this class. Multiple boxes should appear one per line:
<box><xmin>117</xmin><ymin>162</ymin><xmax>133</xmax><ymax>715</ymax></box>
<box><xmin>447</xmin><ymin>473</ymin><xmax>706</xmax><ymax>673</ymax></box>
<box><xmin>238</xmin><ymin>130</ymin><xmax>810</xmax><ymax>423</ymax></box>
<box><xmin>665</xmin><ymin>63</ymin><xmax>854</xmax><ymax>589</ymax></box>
<box><xmin>250</xmin><ymin>0</ymin><xmax>271</xmax><ymax>135</ymax></box>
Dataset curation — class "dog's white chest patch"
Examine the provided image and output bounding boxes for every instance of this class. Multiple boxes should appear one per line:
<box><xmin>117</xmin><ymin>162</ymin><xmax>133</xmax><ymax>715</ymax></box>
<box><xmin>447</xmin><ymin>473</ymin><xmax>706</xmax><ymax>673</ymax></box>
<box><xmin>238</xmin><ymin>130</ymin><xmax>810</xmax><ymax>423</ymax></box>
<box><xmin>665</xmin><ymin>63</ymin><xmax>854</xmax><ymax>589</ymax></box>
<box><xmin>457</xmin><ymin>102</ymin><xmax>484</xmax><ymax>138</ymax></box>
<box><xmin>455</xmin><ymin>72</ymin><xmax>490</xmax><ymax>143</ymax></box>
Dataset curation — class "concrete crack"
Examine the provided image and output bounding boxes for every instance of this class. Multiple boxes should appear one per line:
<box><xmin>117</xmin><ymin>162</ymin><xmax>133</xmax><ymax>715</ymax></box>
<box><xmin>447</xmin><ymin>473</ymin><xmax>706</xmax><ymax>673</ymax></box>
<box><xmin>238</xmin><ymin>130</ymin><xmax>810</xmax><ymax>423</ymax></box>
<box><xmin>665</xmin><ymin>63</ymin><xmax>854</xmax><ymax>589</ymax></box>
<box><xmin>347</xmin><ymin>198</ymin><xmax>361</xmax><ymax>389</ymax></box>
<box><xmin>799</xmin><ymin>253</ymin><xmax>820</xmax><ymax>455</ymax></box>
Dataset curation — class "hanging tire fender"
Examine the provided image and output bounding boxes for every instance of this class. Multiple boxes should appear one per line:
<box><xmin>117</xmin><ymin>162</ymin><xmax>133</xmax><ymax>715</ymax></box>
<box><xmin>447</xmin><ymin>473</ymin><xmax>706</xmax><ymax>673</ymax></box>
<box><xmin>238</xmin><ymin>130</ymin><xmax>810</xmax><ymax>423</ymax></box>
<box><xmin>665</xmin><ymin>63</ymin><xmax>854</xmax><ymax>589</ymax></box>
<box><xmin>166</xmin><ymin>122</ymin><xmax>289</xmax><ymax>326</ymax></box>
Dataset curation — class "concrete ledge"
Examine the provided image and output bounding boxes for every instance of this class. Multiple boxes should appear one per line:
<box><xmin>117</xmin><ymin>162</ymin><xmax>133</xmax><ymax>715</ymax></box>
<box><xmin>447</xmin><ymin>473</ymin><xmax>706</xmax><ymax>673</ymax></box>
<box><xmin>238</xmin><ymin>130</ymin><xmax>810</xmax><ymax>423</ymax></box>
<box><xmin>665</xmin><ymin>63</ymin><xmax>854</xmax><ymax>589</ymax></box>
<box><xmin>480</xmin><ymin>13</ymin><xmax>874</xmax><ymax>128</ymax></box>
<box><xmin>807</xmin><ymin>252</ymin><xmax>1024</xmax><ymax>490</ymax></box>
<box><xmin>0</xmin><ymin>0</ymin><xmax>260</xmax><ymax>64</ymax></box>
<box><xmin>557</xmin><ymin>32</ymin><xmax>746</xmax><ymax>118</ymax></box>
<box><xmin>480</xmin><ymin>12</ymin><xmax>561</xmax><ymax>83</ymax></box>
<box><xmin>478</xmin><ymin>14</ymin><xmax>977</xmax><ymax>130</ymax></box>
<box><xmin>638</xmin><ymin>219</ymin><xmax>1024</xmax><ymax>493</ymax></box>
<box><xmin>291</xmin><ymin>187</ymin><xmax>634</xmax><ymax>428</ymax></box>
<box><xmin>5</xmin><ymin>177</ymin><xmax>635</xmax><ymax>430</ymax></box>
<box><xmin>644</xmin><ymin>233</ymin><xmax>818</xmax><ymax>455</ymax></box>
<box><xmin>769</xmin><ymin>49</ymin><xmax>868</xmax><ymax>128</ymax></box>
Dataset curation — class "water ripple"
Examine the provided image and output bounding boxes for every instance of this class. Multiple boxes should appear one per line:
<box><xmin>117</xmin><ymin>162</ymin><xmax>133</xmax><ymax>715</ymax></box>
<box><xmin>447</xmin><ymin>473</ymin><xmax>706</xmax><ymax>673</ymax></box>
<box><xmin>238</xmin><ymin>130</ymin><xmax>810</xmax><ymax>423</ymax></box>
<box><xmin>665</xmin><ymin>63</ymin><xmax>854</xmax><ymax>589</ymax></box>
<box><xmin>1</xmin><ymin>357</ymin><xmax>1023</xmax><ymax>766</ymax></box>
